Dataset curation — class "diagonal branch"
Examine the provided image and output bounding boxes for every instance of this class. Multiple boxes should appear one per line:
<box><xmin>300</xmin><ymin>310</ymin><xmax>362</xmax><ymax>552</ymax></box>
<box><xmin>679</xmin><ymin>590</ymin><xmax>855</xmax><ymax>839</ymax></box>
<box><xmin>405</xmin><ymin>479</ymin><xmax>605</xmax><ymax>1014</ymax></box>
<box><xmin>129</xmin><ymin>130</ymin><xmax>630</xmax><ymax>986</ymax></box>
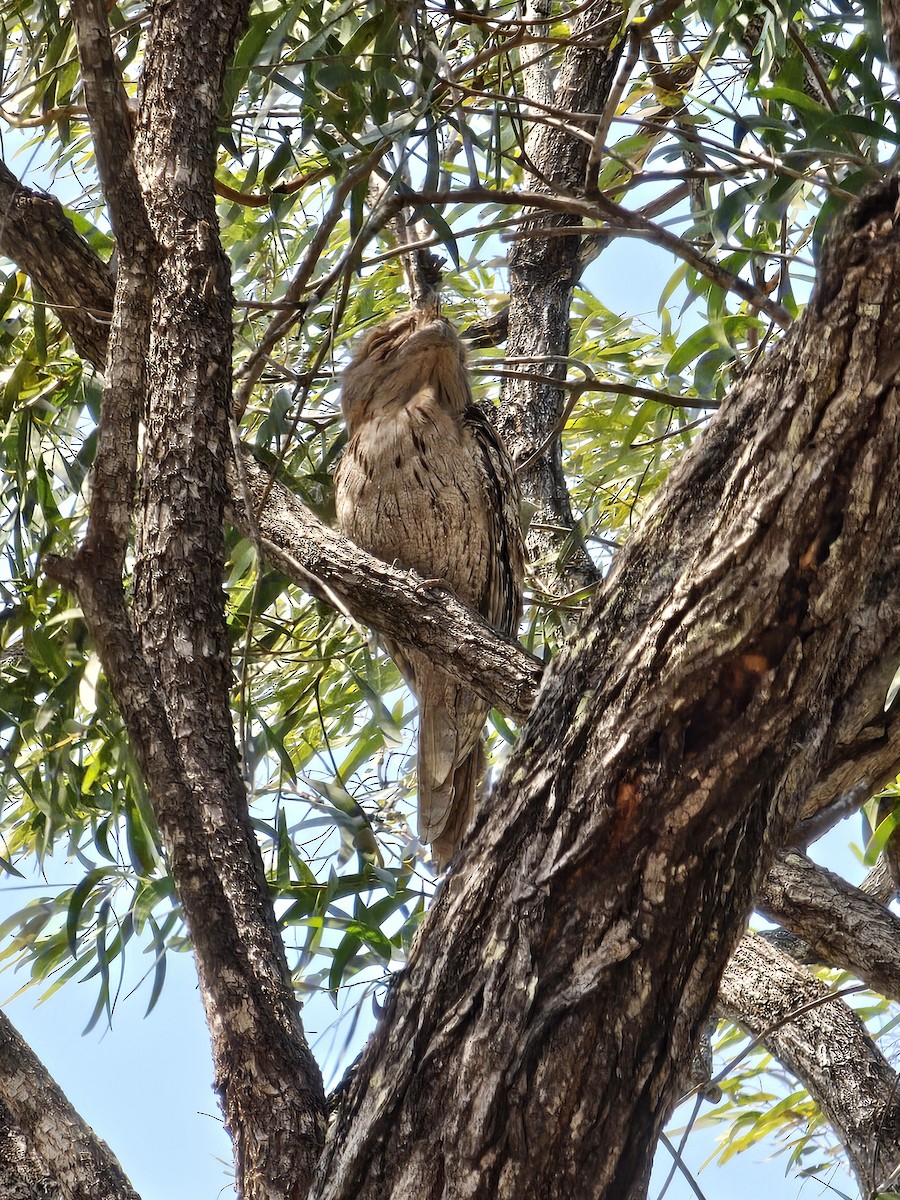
<box><xmin>0</xmin><ymin>1009</ymin><xmax>141</xmax><ymax>1200</ymax></box>
<box><xmin>233</xmin><ymin>453</ymin><xmax>544</xmax><ymax>720</ymax></box>
<box><xmin>759</xmin><ymin>849</ymin><xmax>900</xmax><ymax>1003</ymax></box>
<box><xmin>0</xmin><ymin>160</ymin><xmax>114</xmax><ymax>366</ymax></box>
<box><xmin>719</xmin><ymin>933</ymin><xmax>900</xmax><ymax>1194</ymax></box>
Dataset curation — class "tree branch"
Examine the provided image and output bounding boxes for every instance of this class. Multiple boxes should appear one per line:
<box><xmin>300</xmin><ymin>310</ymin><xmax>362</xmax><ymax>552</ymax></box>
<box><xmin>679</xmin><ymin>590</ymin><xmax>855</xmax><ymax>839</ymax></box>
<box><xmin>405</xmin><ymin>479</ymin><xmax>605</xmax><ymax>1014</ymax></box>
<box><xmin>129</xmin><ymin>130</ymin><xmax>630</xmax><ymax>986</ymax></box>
<box><xmin>0</xmin><ymin>1010</ymin><xmax>141</xmax><ymax>1200</ymax></box>
<box><xmin>69</xmin><ymin>0</ymin><xmax>140</xmax><ymax>244</ymax></box>
<box><xmin>232</xmin><ymin>140</ymin><xmax>392</xmax><ymax>419</ymax></box>
<box><xmin>719</xmin><ymin>933</ymin><xmax>900</xmax><ymax>1195</ymax></box>
<box><xmin>233</xmin><ymin>454</ymin><xmax>544</xmax><ymax>721</ymax></box>
<box><xmin>498</xmin><ymin>0</ymin><xmax>623</xmax><ymax>591</ymax></box>
<box><xmin>758</xmin><ymin>849</ymin><xmax>900</xmax><ymax>1003</ymax></box>
<box><xmin>0</xmin><ymin>160</ymin><xmax>114</xmax><ymax>366</ymax></box>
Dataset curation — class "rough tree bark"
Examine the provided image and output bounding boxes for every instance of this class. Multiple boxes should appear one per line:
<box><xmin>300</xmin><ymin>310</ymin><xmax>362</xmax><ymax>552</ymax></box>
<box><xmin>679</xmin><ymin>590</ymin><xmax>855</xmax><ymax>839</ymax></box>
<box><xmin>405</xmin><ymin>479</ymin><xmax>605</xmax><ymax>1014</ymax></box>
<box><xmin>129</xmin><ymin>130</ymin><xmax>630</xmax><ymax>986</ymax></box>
<box><xmin>759</xmin><ymin>849</ymin><xmax>900</xmax><ymax>1002</ymax></box>
<box><xmin>0</xmin><ymin>159</ymin><xmax>114</xmax><ymax>368</ymax></box>
<box><xmin>719</xmin><ymin>933</ymin><xmax>900</xmax><ymax>1195</ymax></box>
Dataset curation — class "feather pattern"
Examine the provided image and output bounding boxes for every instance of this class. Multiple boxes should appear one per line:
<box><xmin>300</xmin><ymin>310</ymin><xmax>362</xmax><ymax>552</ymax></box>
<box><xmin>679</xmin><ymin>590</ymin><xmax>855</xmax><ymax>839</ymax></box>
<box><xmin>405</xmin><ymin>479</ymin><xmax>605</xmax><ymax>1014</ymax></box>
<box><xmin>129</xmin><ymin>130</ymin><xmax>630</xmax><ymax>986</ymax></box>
<box><xmin>334</xmin><ymin>312</ymin><xmax>525</xmax><ymax>868</ymax></box>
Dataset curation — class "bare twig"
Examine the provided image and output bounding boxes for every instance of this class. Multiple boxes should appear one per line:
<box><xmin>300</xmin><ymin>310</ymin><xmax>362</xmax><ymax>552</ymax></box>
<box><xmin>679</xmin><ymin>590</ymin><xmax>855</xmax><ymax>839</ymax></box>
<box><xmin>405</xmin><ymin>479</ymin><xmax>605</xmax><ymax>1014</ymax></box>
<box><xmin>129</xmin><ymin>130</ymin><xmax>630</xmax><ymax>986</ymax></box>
<box><xmin>233</xmin><ymin>140</ymin><xmax>392</xmax><ymax>418</ymax></box>
<box><xmin>383</xmin><ymin>184</ymin><xmax>795</xmax><ymax>328</ymax></box>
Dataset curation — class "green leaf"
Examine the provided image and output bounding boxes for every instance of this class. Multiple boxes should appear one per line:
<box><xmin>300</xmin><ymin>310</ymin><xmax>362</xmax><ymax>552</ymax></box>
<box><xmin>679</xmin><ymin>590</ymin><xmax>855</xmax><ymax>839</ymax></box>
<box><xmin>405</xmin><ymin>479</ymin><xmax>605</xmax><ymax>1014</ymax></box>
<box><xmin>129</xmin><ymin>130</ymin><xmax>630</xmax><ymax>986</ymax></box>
<box><xmin>65</xmin><ymin>868</ymin><xmax>112</xmax><ymax>957</ymax></box>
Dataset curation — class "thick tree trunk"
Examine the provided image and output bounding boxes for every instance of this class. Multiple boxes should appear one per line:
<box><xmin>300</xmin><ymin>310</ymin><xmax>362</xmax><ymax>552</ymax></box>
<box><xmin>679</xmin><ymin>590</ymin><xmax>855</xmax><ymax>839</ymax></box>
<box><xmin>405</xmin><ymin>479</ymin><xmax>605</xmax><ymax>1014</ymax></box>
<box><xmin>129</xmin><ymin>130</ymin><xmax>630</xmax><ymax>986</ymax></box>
<box><xmin>129</xmin><ymin>8</ymin><xmax>329</xmax><ymax>1189</ymax></box>
<box><xmin>311</xmin><ymin>179</ymin><xmax>900</xmax><ymax>1199</ymax></box>
<box><xmin>41</xmin><ymin>4</ymin><xmax>328</xmax><ymax>1198</ymax></box>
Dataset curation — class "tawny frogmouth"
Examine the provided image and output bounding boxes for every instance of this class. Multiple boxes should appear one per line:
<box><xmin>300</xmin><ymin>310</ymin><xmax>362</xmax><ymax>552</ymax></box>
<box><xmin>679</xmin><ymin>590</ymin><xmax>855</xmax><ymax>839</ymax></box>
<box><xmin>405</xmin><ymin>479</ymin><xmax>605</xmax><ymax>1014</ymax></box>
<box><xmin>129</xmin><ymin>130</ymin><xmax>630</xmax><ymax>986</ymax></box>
<box><xmin>334</xmin><ymin>312</ymin><xmax>525</xmax><ymax>869</ymax></box>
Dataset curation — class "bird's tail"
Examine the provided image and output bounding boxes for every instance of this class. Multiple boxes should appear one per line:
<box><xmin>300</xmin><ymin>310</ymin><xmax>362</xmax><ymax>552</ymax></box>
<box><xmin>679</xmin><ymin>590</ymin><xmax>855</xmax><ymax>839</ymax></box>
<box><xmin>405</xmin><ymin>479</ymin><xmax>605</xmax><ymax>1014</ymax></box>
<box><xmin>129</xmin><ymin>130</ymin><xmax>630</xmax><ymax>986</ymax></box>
<box><xmin>416</xmin><ymin>694</ymin><xmax>485</xmax><ymax>870</ymax></box>
<box><xmin>428</xmin><ymin>745</ymin><xmax>483</xmax><ymax>871</ymax></box>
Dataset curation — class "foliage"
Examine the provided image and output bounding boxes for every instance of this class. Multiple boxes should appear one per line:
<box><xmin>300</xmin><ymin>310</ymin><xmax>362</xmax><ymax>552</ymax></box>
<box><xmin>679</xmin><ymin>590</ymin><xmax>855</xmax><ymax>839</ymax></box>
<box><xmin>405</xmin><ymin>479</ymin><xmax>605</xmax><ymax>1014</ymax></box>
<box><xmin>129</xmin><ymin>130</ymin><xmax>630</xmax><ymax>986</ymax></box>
<box><xmin>1</xmin><ymin>0</ymin><xmax>898</xmax><ymax>1190</ymax></box>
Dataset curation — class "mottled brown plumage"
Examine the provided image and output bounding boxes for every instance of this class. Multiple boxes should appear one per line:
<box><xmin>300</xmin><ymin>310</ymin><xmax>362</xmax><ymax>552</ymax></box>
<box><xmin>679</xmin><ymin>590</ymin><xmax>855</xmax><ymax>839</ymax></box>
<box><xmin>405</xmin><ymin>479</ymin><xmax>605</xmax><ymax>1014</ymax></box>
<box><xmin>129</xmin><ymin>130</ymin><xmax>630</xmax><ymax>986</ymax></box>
<box><xmin>334</xmin><ymin>312</ymin><xmax>525</xmax><ymax>869</ymax></box>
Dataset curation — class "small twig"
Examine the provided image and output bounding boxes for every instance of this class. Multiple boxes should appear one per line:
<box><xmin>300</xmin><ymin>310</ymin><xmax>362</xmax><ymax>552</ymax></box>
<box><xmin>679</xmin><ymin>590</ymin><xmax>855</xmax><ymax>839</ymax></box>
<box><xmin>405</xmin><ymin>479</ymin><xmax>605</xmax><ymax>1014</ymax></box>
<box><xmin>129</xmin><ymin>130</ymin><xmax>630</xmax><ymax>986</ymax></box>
<box><xmin>656</xmin><ymin>1096</ymin><xmax>709</xmax><ymax>1200</ymax></box>
<box><xmin>475</xmin><ymin>364</ymin><xmax>719</xmax><ymax>413</ymax></box>
<box><xmin>362</xmin><ymin>214</ymin><xmax>528</xmax><ymax>271</ymax></box>
<box><xmin>518</xmin><ymin>386</ymin><xmax>581</xmax><ymax>472</ymax></box>
<box><xmin>233</xmin><ymin>139</ymin><xmax>392</xmax><ymax>419</ymax></box>
<box><xmin>586</xmin><ymin>24</ymin><xmax>643</xmax><ymax>196</ymax></box>
<box><xmin>612</xmin><ymin>114</ymin><xmax>861</xmax><ymax>198</ymax></box>
<box><xmin>0</xmin><ymin>102</ymin><xmax>87</xmax><ymax>127</ymax></box>
<box><xmin>391</xmin><ymin>184</ymin><xmax>794</xmax><ymax>329</ymax></box>
<box><xmin>657</xmin><ymin>1131</ymin><xmax>709</xmax><ymax>1200</ymax></box>
<box><xmin>258</xmin><ymin>537</ymin><xmax>364</xmax><ymax>635</ymax></box>
<box><xmin>631</xmin><ymin>415</ymin><xmax>708</xmax><ymax>447</ymax></box>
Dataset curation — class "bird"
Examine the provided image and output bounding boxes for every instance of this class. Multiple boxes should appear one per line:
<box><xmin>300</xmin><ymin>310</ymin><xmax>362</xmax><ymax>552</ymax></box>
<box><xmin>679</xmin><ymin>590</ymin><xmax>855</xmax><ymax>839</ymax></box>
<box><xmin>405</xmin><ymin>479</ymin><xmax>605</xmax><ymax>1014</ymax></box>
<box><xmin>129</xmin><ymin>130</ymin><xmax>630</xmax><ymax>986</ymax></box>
<box><xmin>333</xmin><ymin>311</ymin><xmax>525</xmax><ymax>869</ymax></box>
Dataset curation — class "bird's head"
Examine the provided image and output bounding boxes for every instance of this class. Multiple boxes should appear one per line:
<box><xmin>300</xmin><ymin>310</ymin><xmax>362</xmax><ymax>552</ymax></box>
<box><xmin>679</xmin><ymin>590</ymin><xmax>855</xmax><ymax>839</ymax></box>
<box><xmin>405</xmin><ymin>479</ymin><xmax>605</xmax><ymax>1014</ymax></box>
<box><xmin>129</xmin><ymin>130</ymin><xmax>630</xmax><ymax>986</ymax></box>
<box><xmin>340</xmin><ymin>311</ymin><xmax>470</xmax><ymax>428</ymax></box>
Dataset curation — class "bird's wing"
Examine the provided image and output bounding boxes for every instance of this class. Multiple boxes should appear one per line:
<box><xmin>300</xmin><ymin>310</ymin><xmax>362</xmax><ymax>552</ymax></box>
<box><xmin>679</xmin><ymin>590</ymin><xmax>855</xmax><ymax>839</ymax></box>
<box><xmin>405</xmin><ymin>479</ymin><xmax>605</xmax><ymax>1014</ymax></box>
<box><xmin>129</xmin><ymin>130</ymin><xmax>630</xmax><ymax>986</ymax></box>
<box><xmin>464</xmin><ymin>406</ymin><xmax>526</xmax><ymax>635</ymax></box>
